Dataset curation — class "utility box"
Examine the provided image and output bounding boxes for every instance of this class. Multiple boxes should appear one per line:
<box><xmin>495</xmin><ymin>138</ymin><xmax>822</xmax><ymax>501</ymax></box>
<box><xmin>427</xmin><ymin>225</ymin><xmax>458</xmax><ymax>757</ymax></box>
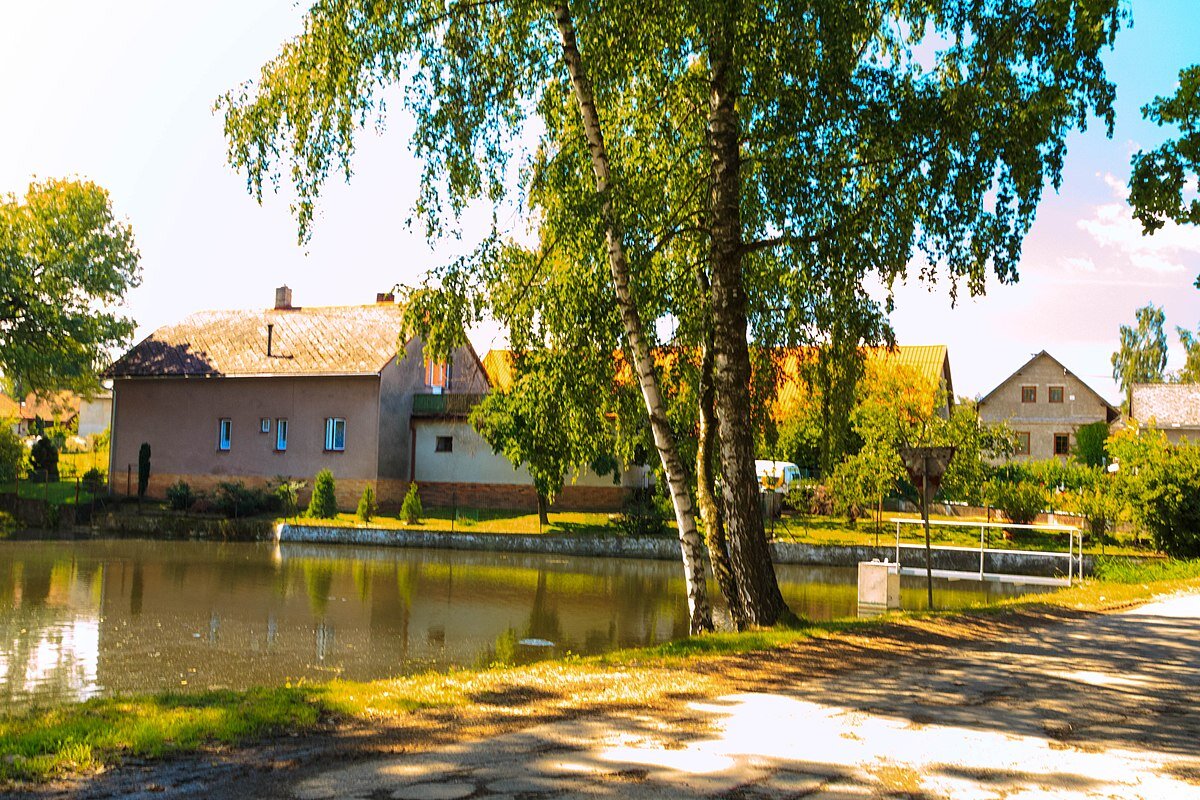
<box><xmin>858</xmin><ymin>561</ymin><xmax>901</xmax><ymax>617</ymax></box>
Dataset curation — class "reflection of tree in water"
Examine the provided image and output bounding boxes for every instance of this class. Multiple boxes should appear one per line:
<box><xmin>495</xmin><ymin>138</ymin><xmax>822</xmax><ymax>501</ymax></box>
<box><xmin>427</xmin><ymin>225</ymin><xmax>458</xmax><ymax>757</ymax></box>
<box><xmin>130</xmin><ymin>560</ymin><xmax>144</xmax><ymax>617</ymax></box>
<box><xmin>303</xmin><ymin>562</ymin><xmax>335</xmax><ymax>619</ymax></box>
<box><xmin>20</xmin><ymin>559</ymin><xmax>53</xmax><ymax>607</ymax></box>
<box><xmin>364</xmin><ymin>561</ymin><xmax>413</xmax><ymax>660</ymax></box>
<box><xmin>478</xmin><ymin>571</ymin><xmax>562</xmax><ymax>667</ymax></box>
<box><xmin>607</xmin><ymin>572</ymin><xmax>687</xmax><ymax>648</ymax></box>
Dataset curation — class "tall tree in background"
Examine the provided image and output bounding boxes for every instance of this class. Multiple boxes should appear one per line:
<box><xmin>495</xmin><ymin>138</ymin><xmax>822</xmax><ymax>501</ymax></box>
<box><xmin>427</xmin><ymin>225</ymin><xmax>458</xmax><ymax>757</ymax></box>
<box><xmin>1112</xmin><ymin>304</ymin><xmax>1168</xmax><ymax>410</ymax></box>
<box><xmin>1174</xmin><ymin>327</ymin><xmax>1200</xmax><ymax>383</ymax></box>
<box><xmin>1129</xmin><ymin>64</ymin><xmax>1200</xmax><ymax>286</ymax></box>
<box><xmin>0</xmin><ymin>179</ymin><xmax>141</xmax><ymax>394</ymax></box>
<box><xmin>220</xmin><ymin>0</ymin><xmax>1123</xmax><ymax>629</ymax></box>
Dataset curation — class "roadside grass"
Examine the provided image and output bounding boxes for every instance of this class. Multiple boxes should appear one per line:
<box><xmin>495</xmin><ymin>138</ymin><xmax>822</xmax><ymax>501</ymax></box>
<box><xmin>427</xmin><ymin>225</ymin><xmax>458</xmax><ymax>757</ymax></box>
<box><xmin>3</xmin><ymin>557</ymin><xmax>1197</xmax><ymax>786</ymax></box>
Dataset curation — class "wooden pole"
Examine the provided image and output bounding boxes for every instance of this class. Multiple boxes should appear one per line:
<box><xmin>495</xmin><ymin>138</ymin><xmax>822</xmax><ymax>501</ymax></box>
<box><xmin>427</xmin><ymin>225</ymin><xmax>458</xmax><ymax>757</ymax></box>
<box><xmin>922</xmin><ymin>458</ymin><xmax>934</xmax><ymax>611</ymax></box>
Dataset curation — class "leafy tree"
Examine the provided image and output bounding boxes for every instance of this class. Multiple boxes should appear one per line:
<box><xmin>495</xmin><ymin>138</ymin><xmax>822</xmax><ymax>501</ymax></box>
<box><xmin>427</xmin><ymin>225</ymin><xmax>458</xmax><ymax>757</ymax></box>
<box><xmin>1063</xmin><ymin>470</ymin><xmax>1124</xmax><ymax>548</ymax></box>
<box><xmin>0</xmin><ymin>426</ymin><xmax>24</xmax><ymax>484</ymax></box>
<box><xmin>828</xmin><ymin>441</ymin><xmax>902</xmax><ymax>534</ymax></box>
<box><xmin>357</xmin><ymin>485</ymin><xmax>377</xmax><ymax>523</ymax></box>
<box><xmin>1174</xmin><ymin>326</ymin><xmax>1200</xmax><ymax>383</ymax></box>
<box><xmin>1129</xmin><ymin>64</ymin><xmax>1200</xmax><ymax>286</ymax></box>
<box><xmin>137</xmin><ymin>442</ymin><xmax>151</xmax><ymax>499</ymax></box>
<box><xmin>1072</xmin><ymin>421</ymin><xmax>1110</xmax><ymax>468</ymax></box>
<box><xmin>988</xmin><ymin>480</ymin><xmax>1047</xmax><ymax>527</ymax></box>
<box><xmin>1112</xmin><ymin>432</ymin><xmax>1200</xmax><ymax>558</ymax></box>
<box><xmin>29</xmin><ymin>437</ymin><xmax>58</xmax><ymax>482</ymax></box>
<box><xmin>0</xmin><ymin>179</ymin><xmax>141</xmax><ymax>394</ymax></box>
<box><xmin>219</xmin><ymin>0</ymin><xmax>1123</xmax><ymax>629</ymax></box>
<box><xmin>274</xmin><ymin>476</ymin><xmax>307</xmax><ymax>519</ymax></box>
<box><xmin>401</xmin><ymin>482</ymin><xmax>423</xmax><ymax>525</ymax></box>
<box><xmin>306</xmin><ymin>469</ymin><xmax>338</xmax><ymax>519</ymax></box>
<box><xmin>1112</xmin><ymin>304</ymin><xmax>1167</xmax><ymax>411</ymax></box>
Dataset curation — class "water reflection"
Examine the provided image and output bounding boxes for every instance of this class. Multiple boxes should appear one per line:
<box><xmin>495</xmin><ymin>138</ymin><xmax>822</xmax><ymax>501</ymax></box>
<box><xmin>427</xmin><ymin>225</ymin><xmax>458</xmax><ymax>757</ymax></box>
<box><xmin>0</xmin><ymin>540</ymin><xmax>1046</xmax><ymax>708</ymax></box>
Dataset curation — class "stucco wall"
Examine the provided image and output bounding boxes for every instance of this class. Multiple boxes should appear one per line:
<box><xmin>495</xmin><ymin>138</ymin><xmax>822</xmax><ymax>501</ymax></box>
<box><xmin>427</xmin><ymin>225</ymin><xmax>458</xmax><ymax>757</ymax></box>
<box><xmin>978</xmin><ymin>354</ymin><xmax>1114</xmax><ymax>461</ymax></box>
<box><xmin>78</xmin><ymin>396</ymin><xmax>112</xmax><ymax>437</ymax></box>
<box><xmin>110</xmin><ymin>375</ymin><xmax>382</xmax><ymax>496</ymax></box>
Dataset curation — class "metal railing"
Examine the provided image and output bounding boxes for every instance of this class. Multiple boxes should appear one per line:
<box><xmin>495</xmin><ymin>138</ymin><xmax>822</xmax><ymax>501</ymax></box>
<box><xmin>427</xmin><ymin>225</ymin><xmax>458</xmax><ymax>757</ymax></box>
<box><xmin>892</xmin><ymin>517</ymin><xmax>1082</xmax><ymax>587</ymax></box>
<box><xmin>410</xmin><ymin>393</ymin><xmax>486</xmax><ymax>417</ymax></box>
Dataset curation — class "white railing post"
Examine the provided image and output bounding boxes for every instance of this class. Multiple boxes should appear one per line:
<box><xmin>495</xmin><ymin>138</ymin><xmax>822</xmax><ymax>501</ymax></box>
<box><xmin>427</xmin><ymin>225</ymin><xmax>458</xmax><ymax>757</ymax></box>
<box><xmin>980</xmin><ymin>524</ymin><xmax>985</xmax><ymax>579</ymax></box>
<box><xmin>895</xmin><ymin>520</ymin><xmax>901</xmax><ymax>566</ymax></box>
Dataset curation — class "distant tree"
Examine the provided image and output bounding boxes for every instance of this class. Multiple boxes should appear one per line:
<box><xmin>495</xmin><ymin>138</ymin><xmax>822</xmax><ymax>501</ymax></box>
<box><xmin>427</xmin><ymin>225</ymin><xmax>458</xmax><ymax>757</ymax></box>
<box><xmin>1072</xmin><ymin>421</ymin><xmax>1110</xmax><ymax>468</ymax></box>
<box><xmin>1174</xmin><ymin>327</ymin><xmax>1200</xmax><ymax>383</ymax></box>
<box><xmin>273</xmin><ymin>476</ymin><xmax>307</xmax><ymax>519</ymax></box>
<box><xmin>306</xmin><ymin>469</ymin><xmax>338</xmax><ymax>519</ymax></box>
<box><xmin>1112</xmin><ymin>304</ymin><xmax>1167</xmax><ymax>411</ymax></box>
<box><xmin>29</xmin><ymin>437</ymin><xmax>58</xmax><ymax>482</ymax></box>
<box><xmin>137</xmin><ymin>443</ymin><xmax>151</xmax><ymax>498</ymax></box>
<box><xmin>0</xmin><ymin>179</ymin><xmax>141</xmax><ymax>394</ymax></box>
<box><xmin>1129</xmin><ymin>64</ymin><xmax>1200</xmax><ymax>287</ymax></box>
<box><xmin>356</xmin><ymin>485</ymin><xmax>377</xmax><ymax>523</ymax></box>
<box><xmin>401</xmin><ymin>482</ymin><xmax>423</xmax><ymax>525</ymax></box>
<box><xmin>0</xmin><ymin>427</ymin><xmax>24</xmax><ymax>483</ymax></box>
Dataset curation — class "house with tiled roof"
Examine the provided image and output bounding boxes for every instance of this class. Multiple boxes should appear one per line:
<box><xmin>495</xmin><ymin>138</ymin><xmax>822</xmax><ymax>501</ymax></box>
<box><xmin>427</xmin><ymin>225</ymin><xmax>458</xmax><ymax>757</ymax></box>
<box><xmin>977</xmin><ymin>351</ymin><xmax>1119</xmax><ymax>462</ymax></box>
<box><xmin>0</xmin><ymin>391</ymin><xmax>80</xmax><ymax>436</ymax></box>
<box><xmin>771</xmin><ymin>345</ymin><xmax>954</xmax><ymax>417</ymax></box>
<box><xmin>1129</xmin><ymin>384</ymin><xmax>1200</xmax><ymax>443</ymax></box>
<box><xmin>106</xmin><ymin>286</ymin><xmax>490</xmax><ymax>508</ymax></box>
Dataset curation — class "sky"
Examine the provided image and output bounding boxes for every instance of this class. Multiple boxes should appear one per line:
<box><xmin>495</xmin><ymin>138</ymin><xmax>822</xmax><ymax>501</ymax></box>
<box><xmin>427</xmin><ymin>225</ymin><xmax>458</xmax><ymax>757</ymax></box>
<box><xmin>1</xmin><ymin>1</ymin><xmax>1199</xmax><ymax>403</ymax></box>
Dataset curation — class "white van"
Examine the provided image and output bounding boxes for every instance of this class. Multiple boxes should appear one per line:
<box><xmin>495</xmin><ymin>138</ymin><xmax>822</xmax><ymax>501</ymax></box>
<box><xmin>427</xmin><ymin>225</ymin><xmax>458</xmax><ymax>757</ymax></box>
<box><xmin>755</xmin><ymin>460</ymin><xmax>802</xmax><ymax>493</ymax></box>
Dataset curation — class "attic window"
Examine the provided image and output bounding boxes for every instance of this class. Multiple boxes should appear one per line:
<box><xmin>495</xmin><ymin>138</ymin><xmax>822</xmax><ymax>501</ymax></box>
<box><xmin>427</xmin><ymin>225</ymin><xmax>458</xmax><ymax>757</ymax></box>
<box><xmin>1021</xmin><ymin>386</ymin><xmax>1036</xmax><ymax>403</ymax></box>
<box><xmin>1048</xmin><ymin>386</ymin><xmax>1064</xmax><ymax>403</ymax></box>
<box><xmin>426</xmin><ymin>361</ymin><xmax>448</xmax><ymax>389</ymax></box>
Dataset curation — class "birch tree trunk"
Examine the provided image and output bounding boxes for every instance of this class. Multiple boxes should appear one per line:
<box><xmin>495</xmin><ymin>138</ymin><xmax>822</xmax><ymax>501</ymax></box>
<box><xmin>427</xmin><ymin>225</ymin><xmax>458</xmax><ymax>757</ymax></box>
<box><xmin>706</xmin><ymin>5</ymin><xmax>790</xmax><ymax>627</ymax></box>
<box><xmin>553</xmin><ymin>1</ymin><xmax>714</xmax><ymax>634</ymax></box>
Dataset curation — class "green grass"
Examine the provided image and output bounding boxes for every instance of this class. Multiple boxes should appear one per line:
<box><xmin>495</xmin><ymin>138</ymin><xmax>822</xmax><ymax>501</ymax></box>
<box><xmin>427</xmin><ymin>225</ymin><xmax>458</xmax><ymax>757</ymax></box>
<box><xmin>58</xmin><ymin>449</ymin><xmax>108</xmax><ymax>480</ymax></box>
<box><xmin>3</xmin><ymin>557</ymin><xmax>1198</xmax><ymax>785</ymax></box>
<box><xmin>287</xmin><ymin>507</ymin><xmax>616</xmax><ymax>536</ymax></box>
<box><xmin>0</xmin><ymin>480</ymin><xmax>96</xmax><ymax>505</ymax></box>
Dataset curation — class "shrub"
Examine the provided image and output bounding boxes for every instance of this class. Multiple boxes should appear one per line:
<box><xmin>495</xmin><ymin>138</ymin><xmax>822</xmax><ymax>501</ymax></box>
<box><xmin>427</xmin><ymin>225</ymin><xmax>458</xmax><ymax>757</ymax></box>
<box><xmin>212</xmin><ymin>481</ymin><xmax>279</xmax><ymax>518</ymax></box>
<box><xmin>307</xmin><ymin>469</ymin><xmax>338</xmax><ymax>519</ymax></box>
<box><xmin>401</xmin><ymin>482</ymin><xmax>423</xmax><ymax>524</ymax></box>
<box><xmin>989</xmin><ymin>480</ymin><xmax>1047</xmax><ymax>527</ymax></box>
<box><xmin>81</xmin><ymin>467</ymin><xmax>104</xmax><ymax>494</ymax></box>
<box><xmin>614</xmin><ymin>485</ymin><xmax>669</xmax><ymax>537</ymax></box>
<box><xmin>782</xmin><ymin>481</ymin><xmax>816</xmax><ymax>514</ymax></box>
<box><xmin>357</xmin><ymin>485</ymin><xmax>377</xmax><ymax>522</ymax></box>
<box><xmin>0</xmin><ymin>427</ymin><xmax>25</xmax><ymax>483</ymax></box>
<box><xmin>1134</xmin><ymin>442</ymin><xmax>1200</xmax><ymax>558</ymax></box>
<box><xmin>165</xmin><ymin>479</ymin><xmax>194</xmax><ymax>511</ymax></box>
<box><xmin>274</xmin><ymin>476</ymin><xmax>306</xmax><ymax>519</ymax></box>
<box><xmin>137</xmin><ymin>443</ymin><xmax>151</xmax><ymax>498</ymax></box>
<box><xmin>28</xmin><ymin>437</ymin><xmax>59</xmax><ymax>482</ymax></box>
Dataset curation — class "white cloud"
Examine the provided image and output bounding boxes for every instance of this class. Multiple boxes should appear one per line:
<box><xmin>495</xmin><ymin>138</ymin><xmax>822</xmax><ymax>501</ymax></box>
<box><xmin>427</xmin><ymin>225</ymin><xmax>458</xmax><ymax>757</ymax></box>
<box><xmin>1076</xmin><ymin>173</ymin><xmax>1200</xmax><ymax>274</ymax></box>
<box><xmin>1059</xmin><ymin>256</ymin><xmax>1096</xmax><ymax>273</ymax></box>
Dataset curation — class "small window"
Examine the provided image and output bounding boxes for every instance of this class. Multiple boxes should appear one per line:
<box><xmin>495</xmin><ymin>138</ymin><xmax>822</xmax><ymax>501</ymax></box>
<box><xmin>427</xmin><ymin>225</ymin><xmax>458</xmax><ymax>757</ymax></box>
<box><xmin>425</xmin><ymin>360</ymin><xmax>448</xmax><ymax>389</ymax></box>
<box><xmin>1054</xmin><ymin>433</ymin><xmax>1070</xmax><ymax>456</ymax></box>
<box><xmin>260</xmin><ymin>418</ymin><xmax>271</xmax><ymax>433</ymax></box>
<box><xmin>275</xmin><ymin>419</ymin><xmax>288</xmax><ymax>451</ymax></box>
<box><xmin>435</xmin><ymin>435</ymin><xmax>453</xmax><ymax>453</ymax></box>
<box><xmin>325</xmin><ymin>418</ymin><xmax>346</xmax><ymax>451</ymax></box>
<box><xmin>1021</xmin><ymin>386</ymin><xmax>1036</xmax><ymax>403</ymax></box>
<box><xmin>1015</xmin><ymin>431</ymin><xmax>1030</xmax><ymax>455</ymax></box>
<box><xmin>218</xmin><ymin>418</ymin><xmax>232</xmax><ymax>451</ymax></box>
<box><xmin>1048</xmin><ymin>386</ymin><xmax>1064</xmax><ymax>404</ymax></box>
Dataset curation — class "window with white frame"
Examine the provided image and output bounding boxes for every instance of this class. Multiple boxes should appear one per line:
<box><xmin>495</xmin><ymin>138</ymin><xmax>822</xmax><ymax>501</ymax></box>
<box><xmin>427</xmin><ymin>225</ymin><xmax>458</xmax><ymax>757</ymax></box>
<box><xmin>260</xmin><ymin>418</ymin><xmax>271</xmax><ymax>433</ymax></box>
<box><xmin>276</xmin><ymin>419</ymin><xmax>289</xmax><ymax>451</ymax></box>
<box><xmin>324</xmin><ymin>417</ymin><xmax>346</xmax><ymax>451</ymax></box>
<box><xmin>218</xmin><ymin>418</ymin><xmax>232</xmax><ymax>451</ymax></box>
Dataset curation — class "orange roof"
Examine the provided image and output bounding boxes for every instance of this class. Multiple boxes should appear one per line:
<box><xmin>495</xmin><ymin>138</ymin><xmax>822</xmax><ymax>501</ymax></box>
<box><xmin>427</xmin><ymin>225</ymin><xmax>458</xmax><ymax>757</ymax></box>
<box><xmin>108</xmin><ymin>304</ymin><xmax>406</xmax><ymax>378</ymax></box>
<box><xmin>0</xmin><ymin>391</ymin><xmax>80</xmax><ymax>422</ymax></box>
<box><xmin>483</xmin><ymin>345</ymin><xmax>951</xmax><ymax>405</ymax></box>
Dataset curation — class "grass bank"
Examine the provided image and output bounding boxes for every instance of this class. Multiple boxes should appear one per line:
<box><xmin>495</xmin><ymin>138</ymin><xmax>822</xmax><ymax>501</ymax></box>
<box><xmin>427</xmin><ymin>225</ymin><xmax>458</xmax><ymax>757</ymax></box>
<box><xmin>2</xmin><ymin>557</ymin><xmax>1197</xmax><ymax>787</ymax></box>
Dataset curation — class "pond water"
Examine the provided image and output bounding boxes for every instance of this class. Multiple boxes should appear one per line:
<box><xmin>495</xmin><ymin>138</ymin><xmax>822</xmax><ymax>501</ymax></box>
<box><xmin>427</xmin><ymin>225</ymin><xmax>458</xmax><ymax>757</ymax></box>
<box><xmin>0</xmin><ymin>539</ymin><xmax>1047</xmax><ymax>707</ymax></box>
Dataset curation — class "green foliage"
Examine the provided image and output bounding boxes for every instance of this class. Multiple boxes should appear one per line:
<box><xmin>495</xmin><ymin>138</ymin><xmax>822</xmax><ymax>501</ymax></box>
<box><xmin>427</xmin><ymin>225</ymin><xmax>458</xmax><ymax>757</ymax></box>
<box><xmin>306</xmin><ymin>470</ymin><xmax>338</xmax><ymax>519</ymax></box>
<box><xmin>938</xmin><ymin>402</ymin><xmax>1016</xmax><ymax>505</ymax></box>
<box><xmin>1129</xmin><ymin>64</ymin><xmax>1200</xmax><ymax>287</ymax></box>
<box><xmin>28</xmin><ymin>436</ymin><xmax>59</xmax><ymax>482</ymax></box>
<box><xmin>274</xmin><ymin>476</ymin><xmax>306</xmax><ymax>519</ymax></box>
<box><xmin>988</xmin><ymin>480</ymin><xmax>1047</xmax><ymax>527</ymax></box>
<box><xmin>0</xmin><ymin>426</ymin><xmax>24</xmax><ymax>483</ymax></box>
<box><xmin>356</xmin><ymin>485</ymin><xmax>377</xmax><ymax>523</ymax></box>
<box><xmin>1072</xmin><ymin>421</ymin><xmax>1110</xmax><ymax>468</ymax></box>
<box><xmin>81</xmin><ymin>467</ymin><xmax>104</xmax><ymax>494</ymax></box>
<box><xmin>165</xmin><ymin>480</ymin><xmax>194</xmax><ymax>511</ymax></box>
<box><xmin>212</xmin><ymin>481</ymin><xmax>280</xmax><ymax>518</ymax></box>
<box><xmin>827</xmin><ymin>443</ymin><xmax>901</xmax><ymax>525</ymax></box>
<box><xmin>43</xmin><ymin>424</ymin><xmax>72</xmax><ymax>451</ymax></box>
<box><xmin>1114</xmin><ymin>436</ymin><xmax>1200</xmax><ymax>558</ymax></box>
<box><xmin>1111</xmin><ymin>304</ymin><xmax>1167</xmax><ymax>409</ymax></box>
<box><xmin>614</xmin><ymin>485</ymin><xmax>670</xmax><ymax>538</ymax></box>
<box><xmin>1063</xmin><ymin>472</ymin><xmax>1123</xmax><ymax>542</ymax></box>
<box><xmin>137</xmin><ymin>442</ymin><xmax>151</xmax><ymax>499</ymax></box>
<box><xmin>1175</xmin><ymin>326</ymin><xmax>1200</xmax><ymax>384</ymax></box>
<box><xmin>401</xmin><ymin>482</ymin><xmax>423</xmax><ymax>524</ymax></box>
<box><xmin>0</xmin><ymin>179</ymin><xmax>141</xmax><ymax>394</ymax></box>
<box><xmin>1092</xmin><ymin>557</ymin><xmax>1200</xmax><ymax>584</ymax></box>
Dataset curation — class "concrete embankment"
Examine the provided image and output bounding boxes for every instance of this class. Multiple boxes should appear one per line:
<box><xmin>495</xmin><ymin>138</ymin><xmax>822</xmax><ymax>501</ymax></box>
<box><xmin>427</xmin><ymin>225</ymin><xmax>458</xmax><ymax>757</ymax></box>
<box><xmin>277</xmin><ymin>524</ymin><xmax>1091</xmax><ymax>577</ymax></box>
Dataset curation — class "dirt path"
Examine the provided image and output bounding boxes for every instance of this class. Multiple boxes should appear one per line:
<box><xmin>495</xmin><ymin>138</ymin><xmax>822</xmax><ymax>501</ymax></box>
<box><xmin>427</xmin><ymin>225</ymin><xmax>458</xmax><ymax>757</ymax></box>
<box><xmin>23</xmin><ymin>594</ymin><xmax>1200</xmax><ymax>799</ymax></box>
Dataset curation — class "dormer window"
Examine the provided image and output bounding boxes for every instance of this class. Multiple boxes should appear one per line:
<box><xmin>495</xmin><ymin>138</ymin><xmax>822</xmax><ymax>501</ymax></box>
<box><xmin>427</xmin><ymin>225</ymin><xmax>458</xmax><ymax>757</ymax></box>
<box><xmin>426</xmin><ymin>360</ymin><xmax>449</xmax><ymax>393</ymax></box>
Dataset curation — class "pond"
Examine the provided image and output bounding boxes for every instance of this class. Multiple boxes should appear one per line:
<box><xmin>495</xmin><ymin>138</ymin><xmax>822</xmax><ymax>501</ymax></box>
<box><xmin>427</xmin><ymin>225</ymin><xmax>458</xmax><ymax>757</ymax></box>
<box><xmin>0</xmin><ymin>539</ymin><xmax>1047</xmax><ymax>707</ymax></box>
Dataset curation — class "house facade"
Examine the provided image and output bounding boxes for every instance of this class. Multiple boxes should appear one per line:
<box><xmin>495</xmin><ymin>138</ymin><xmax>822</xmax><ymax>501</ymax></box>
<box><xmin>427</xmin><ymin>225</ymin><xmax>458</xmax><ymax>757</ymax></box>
<box><xmin>977</xmin><ymin>351</ymin><xmax>1119</xmax><ymax>461</ymax></box>
<box><xmin>107</xmin><ymin>287</ymin><xmax>638</xmax><ymax>511</ymax></box>
<box><xmin>1129</xmin><ymin>384</ymin><xmax>1200</xmax><ymax>444</ymax></box>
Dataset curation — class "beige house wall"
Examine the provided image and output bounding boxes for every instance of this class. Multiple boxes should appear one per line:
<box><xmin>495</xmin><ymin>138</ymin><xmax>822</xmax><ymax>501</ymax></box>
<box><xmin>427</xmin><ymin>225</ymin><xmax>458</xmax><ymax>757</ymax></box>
<box><xmin>978</xmin><ymin>354</ymin><xmax>1114</xmax><ymax>462</ymax></box>
<box><xmin>110</xmin><ymin>375</ymin><xmax>382</xmax><ymax>503</ymax></box>
<box><xmin>78</xmin><ymin>395</ymin><xmax>112</xmax><ymax>438</ymax></box>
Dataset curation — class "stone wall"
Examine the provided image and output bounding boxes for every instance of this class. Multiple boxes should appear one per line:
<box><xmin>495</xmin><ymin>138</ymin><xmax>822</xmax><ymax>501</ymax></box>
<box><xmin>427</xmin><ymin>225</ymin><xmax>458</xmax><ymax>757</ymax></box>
<box><xmin>393</xmin><ymin>480</ymin><xmax>629</xmax><ymax>512</ymax></box>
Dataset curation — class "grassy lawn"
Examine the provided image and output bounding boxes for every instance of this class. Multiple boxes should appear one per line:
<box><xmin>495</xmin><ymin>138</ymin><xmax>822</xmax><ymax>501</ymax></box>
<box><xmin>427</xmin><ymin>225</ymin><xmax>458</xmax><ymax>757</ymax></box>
<box><xmin>58</xmin><ymin>449</ymin><xmax>108</xmax><ymax>480</ymax></box>
<box><xmin>1</xmin><ymin>557</ymin><xmax>1196</xmax><ymax>785</ymax></box>
<box><xmin>286</xmin><ymin>507</ymin><xmax>617</xmax><ymax>536</ymax></box>
<box><xmin>0</xmin><ymin>480</ymin><xmax>97</xmax><ymax>506</ymax></box>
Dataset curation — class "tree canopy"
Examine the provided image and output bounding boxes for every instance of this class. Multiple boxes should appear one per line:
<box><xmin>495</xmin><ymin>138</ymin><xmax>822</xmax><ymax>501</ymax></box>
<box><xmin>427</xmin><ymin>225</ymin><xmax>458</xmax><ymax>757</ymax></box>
<box><xmin>1111</xmin><ymin>303</ymin><xmax>1167</xmax><ymax>409</ymax></box>
<box><xmin>0</xmin><ymin>179</ymin><xmax>141</xmax><ymax>395</ymax></box>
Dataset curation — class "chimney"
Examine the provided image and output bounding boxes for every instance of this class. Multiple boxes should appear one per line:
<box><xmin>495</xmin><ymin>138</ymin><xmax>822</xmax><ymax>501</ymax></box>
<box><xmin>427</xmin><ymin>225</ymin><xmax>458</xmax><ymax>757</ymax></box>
<box><xmin>267</xmin><ymin>323</ymin><xmax>274</xmax><ymax>357</ymax></box>
<box><xmin>275</xmin><ymin>285</ymin><xmax>293</xmax><ymax>310</ymax></box>
<box><xmin>376</xmin><ymin>291</ymin><xmax>395</xmax><ymax>304</ymax></box>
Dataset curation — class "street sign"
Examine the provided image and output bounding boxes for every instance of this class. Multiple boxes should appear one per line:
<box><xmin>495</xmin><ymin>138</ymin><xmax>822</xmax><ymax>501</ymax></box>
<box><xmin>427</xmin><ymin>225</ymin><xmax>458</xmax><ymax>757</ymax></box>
<box><xmin>899</xmin><ymin>446</ymin><xmax>956</xmax><ymax>493</ymax></box>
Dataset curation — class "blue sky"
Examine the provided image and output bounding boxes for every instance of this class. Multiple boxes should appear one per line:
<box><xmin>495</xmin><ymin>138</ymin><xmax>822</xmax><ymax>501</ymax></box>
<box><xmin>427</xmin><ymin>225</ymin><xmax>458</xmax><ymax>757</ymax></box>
<box><xmin>1</xmin><ymin>1</ymin><xmax>1199</xmax><ymax>402</ymax></box>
